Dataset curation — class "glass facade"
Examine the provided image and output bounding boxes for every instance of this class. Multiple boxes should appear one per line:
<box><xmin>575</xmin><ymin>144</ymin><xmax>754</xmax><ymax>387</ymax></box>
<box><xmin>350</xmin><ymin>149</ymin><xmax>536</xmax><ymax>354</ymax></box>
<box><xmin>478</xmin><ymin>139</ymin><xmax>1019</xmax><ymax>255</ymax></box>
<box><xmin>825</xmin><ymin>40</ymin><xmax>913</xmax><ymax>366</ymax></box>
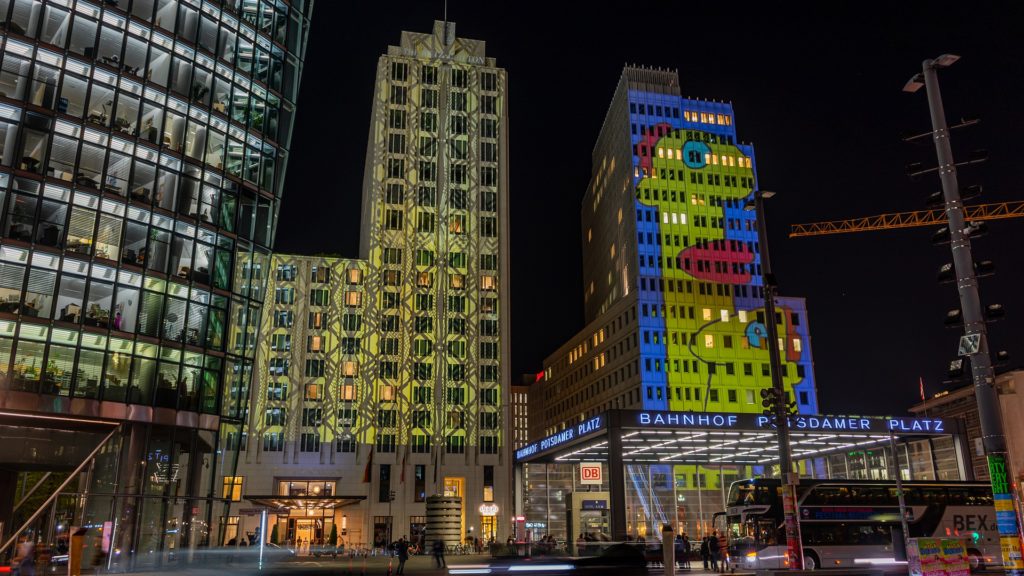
<box><xmin>0</xmin><ymin>0</ymin><xmax>313</xmax><ymax>569</ymax></box>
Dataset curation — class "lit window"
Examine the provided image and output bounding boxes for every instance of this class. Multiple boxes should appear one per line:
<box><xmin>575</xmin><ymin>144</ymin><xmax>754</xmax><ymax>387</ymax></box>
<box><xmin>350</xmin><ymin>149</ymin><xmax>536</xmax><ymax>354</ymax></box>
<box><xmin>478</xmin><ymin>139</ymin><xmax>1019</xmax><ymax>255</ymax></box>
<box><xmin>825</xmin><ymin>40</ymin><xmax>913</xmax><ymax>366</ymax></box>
<box><xmin>704</xmin><ymin>153</ymin><xmax>711</xmax><ymax>164</ymax></box>
<box><xmin>778</xmin><ymin>337</ymin><xmax>785</xmax><ymax>351</ymax></box>
<box><xmin>381</xmin><ymin>385</ymin><xmax>395</xmax><ymax>401</ymax></box>
<box><xmin>728</xmin><ymin>156</ymin><xmax>736</xmax><ymax>167</ymax></box>
<box><xmin>308</xmin><ymin>335</ymin><xmax>323</xmax><ymax>352</ymax></box>
<box><xmin>449</xmin><ymin>274</ymin><xmax>465</xmax><ymax>289</ymax></box>
<box><xmin>662</xmin><ymin>211</ymin><xmax>668</xmax><ymax>224</ymax></box>
<box><xmin>702</xmin><ymin>308</ymin><xmax>712</xmax><ymax>321</ymax></box>
<box><xmin>340</xmin><ymin>384</ymin><xmax>356</xmax><ymax>400</ymax></box>
<box><xmin>720</xmin><ymin>310</ymin><xmax>729</xmax><ymax>323</ymax></box>
<box><xmin>680</xmin><ymin>213</ymin><xmax>687</xmax><ymax>225</ymax></box>
<box><xmin>738</xmin><ymin>310</ymin><xmax>748</xmax><ymax>323</ymax></box>
<box><xmin>700</xmin><ymin>112</ymin><xmax>708</xmax><ymax>123</ymax></box>
<box><xmin>657</xmin><ymin>147</ymin><xmax>664</xmax><ymax>158</ymax></box>
<box><xmin>345</xmin><ymin>291</ymin><xmax>361</xmax><ymax>306</ymax></box>
<box><xmin>793</xmin><ymin>338</ymin><xmax>802</xmax><ymax>353</ymax></box>
<box><xmin>675</xmin><ymin>149</ymin><xmax>682</xmax><ymax>160</ymax></box>
<box><xmin>348</xmin><ymin>268</ymin><xmax>362</xmax><ymax>284</ymax></box>
<box><xmin>417</xmin><ymin>272</ymin><xmax>433</xmax><ymax>287</ymax></box>
<box><xmin>342</xmin><ymin>362</ymin><xmax>358</xmax><ymax>377</ymax></box>
<box><xmin>480</xmin><ymin>275</ymin><xmax>497</xmax><ymax>291</ymax></box>
<box><xmin>671</xmin><ymin>213</ymin><xmax>677</xmax><ymax>224</ymax></box>
<box><xmin>223</xmin><ymin>476</ymin><xmax>243</xmax><ymax>501</ymax></box>
<box><xmin>704</xmin><ymin>334</ymin><xmax>714</xmax><ymax>348</ymax></box>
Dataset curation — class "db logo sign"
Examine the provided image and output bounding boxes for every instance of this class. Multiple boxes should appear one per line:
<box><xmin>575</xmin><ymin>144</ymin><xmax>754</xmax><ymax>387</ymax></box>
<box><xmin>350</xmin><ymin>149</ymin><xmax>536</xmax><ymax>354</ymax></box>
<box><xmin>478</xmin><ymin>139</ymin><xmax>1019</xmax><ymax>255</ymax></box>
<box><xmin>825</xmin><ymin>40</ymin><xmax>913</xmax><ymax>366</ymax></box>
<box><xmin>580</xmin><ymin>463</ymin><xmax>603</xmax><ymax>484</ymax></box>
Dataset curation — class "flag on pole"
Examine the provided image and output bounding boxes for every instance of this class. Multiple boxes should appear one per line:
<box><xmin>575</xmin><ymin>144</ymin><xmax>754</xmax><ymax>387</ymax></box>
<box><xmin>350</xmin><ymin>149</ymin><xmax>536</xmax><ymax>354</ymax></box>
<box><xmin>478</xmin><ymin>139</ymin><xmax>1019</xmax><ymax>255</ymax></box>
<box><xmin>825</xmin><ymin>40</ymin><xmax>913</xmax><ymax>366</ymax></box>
<box><xmin>919</xmin><ymin>376</ymin><xmax>926</xmax><ymax>401</ymax></box>
<box><xmin>362</xmin><ymin>446</ymin><xmax>374</xmax><ymax>483</ymax></box>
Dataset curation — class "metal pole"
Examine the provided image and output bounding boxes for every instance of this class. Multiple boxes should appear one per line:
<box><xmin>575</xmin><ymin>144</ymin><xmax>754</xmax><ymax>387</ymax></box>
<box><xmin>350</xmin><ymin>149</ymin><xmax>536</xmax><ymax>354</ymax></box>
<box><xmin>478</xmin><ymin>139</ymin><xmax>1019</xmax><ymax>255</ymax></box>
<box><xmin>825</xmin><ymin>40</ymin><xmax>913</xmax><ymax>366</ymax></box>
<box><xmin>888</xmin><ymin>431</ymin><xmax>911</xmax><ymax>553</ymax></box>
<box><xmin>919</xmin><ymin>57</ymin><xmax>1024</xmax><ymax>576</ymax></box>
<box><xmin>753</xmin><ymin>190</ymin><xmax>803</xmax><ymax>569</ymax></box>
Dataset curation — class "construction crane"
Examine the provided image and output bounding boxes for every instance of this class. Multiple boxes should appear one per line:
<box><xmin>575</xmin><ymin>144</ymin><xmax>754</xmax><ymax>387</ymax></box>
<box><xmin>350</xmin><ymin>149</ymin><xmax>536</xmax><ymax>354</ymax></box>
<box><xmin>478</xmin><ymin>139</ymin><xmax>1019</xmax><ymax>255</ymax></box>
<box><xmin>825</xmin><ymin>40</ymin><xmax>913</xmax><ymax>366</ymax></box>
<box><xmin>789</xmin><ymin>200</ymin><xmax>1024</xmax><ymax>238</ymax></box>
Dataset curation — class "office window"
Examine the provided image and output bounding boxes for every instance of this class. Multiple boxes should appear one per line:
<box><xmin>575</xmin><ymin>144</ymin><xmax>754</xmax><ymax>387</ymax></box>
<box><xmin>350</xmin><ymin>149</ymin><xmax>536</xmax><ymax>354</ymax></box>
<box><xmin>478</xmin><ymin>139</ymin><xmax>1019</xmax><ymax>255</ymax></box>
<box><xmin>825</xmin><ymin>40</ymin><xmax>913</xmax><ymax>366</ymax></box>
<box><xmin>263</xmin><ymin>433</ymin><xmax>284</xmax><ymax>452</ymax></box>
<box><xmin>305</xmin><ymin>359</ymin><xmax>325</xmax><ymax>377</ymax></box>
<box><xmin>264</xmin><ymin>407</ymin><xmax>285</xmax><ymax>426</ymax></box>
<box><xmin>446</xmin><ymin>386</ymin><xmax>466</xmax><ymax>405</ymax></box>
<box><xmin>377</xmin><ymin>409</ymin><xmax>397</xmax><ymax>427</ymax></box>
<box><xmin>304</xmin><ymin>383</ymin><xmax>324</xmax><ymax>400</ymax></box>
<box><xmin>480</xmin><ymin>412</ymin><xmax>498</xmax><ymax>430</ymax></box>
<box><xmin>223</xmin><ymin>476</ymin><xmax>243</xmax><ymax>501</ymax></box>
<box><xmin>446</xmin><ymin>435</ymin><xmax>465</xmax><ymax>454</ymax></box>
<box><xmin>302</xmin><ymin>408</ymin><xmax>323</xmax><ymax>426</ymax></box>
<box><xmin>481</xmin><ymin>436</ymin><xmax>498</xmax><ymax>454</ymax></box>
<box><xmin>307</xmin><ymin>335</ymin><xmax>323</xmax><ymax>353</ymax></box>
<box><xmin>348</xmin><ymin>269</ymin><xmax>363</xmax><ymax>284</ymax></box>
<box><xmin>345</xmin><ymin>291</ymin><xmax>361</xmax><ymax>306</ymax></box>
<box><xmin>480</xmin><ymin>389</ymin><xmax>498</xmax><ymax>406</ymax></box>
<box><xmin>300</xmin><ymin>433</ymin><xmax>320</xmax><ymax>452</ymax></box>
<box><xmin>376</xmin><ymin>434</ymin><xmax>396</xmax><ymax>453</ymax></box>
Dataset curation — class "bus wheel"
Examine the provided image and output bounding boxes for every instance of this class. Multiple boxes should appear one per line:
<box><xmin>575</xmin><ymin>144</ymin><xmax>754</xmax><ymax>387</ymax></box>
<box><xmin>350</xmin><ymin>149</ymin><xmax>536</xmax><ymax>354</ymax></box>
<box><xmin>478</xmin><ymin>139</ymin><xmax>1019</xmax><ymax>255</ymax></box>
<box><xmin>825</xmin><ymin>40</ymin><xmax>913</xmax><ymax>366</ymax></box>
<box><xmin>803</xmin><ymin>551</ymin><xmax>820</xmax><ymax>570</ymax></box>
<box><xmin>967</xmin><ymin>549</ymin><xmax>985</xmax><ymax>571</ymax></box>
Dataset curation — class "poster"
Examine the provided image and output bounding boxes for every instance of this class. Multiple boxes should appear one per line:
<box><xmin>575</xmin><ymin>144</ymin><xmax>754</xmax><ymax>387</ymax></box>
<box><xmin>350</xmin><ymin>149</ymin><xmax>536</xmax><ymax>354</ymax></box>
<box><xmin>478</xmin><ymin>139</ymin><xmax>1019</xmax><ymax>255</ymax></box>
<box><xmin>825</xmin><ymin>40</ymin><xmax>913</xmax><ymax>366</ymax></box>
<box><xmin>908</xmin><ymin>538</ymin><xmax>970</xmax><ymax>576</ymax></box>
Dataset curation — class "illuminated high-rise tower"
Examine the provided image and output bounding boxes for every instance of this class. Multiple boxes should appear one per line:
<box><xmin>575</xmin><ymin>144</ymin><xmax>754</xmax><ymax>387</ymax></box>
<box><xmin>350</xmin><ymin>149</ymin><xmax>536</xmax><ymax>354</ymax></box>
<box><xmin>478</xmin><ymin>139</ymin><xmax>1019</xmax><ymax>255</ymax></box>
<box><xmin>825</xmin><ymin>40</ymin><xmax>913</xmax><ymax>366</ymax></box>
<box><xmin>235</xmin><ymin>21</ymin><xmax>510</xmax><ymax>547</ymax></box>
<box><xmin>358</xmin><ymin>19</ymin><xmax>510</xmax><ymax>543</ymax></box>
<box><xmin>527</xmin><ymin>66</ymin><xmax>818</xmax><ymax>538</ymax></box>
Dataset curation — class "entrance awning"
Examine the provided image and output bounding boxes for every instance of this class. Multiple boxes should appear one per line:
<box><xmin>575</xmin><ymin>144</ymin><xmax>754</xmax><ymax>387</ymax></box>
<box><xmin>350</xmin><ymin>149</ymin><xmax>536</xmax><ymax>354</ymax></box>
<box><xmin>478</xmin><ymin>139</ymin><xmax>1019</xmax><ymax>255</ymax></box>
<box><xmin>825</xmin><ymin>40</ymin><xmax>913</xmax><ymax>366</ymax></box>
<box><xmin>244</xmin><ymin>495</ymin><xmax>366</xmax><ymax>511</ymax></box>
<box><xmin>515</xmin><ymin>409</ymin><xmax>954</xmax><ymax>466</ymax></box>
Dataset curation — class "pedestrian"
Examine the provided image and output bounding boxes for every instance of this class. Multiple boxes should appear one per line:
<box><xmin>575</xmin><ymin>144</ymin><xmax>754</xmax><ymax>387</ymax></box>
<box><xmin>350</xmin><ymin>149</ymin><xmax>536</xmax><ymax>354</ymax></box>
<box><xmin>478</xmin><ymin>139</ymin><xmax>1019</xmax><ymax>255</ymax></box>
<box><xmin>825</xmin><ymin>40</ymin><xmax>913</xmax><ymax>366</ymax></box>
<box><xmin>708</xmin><ymin>531</ymin><xmax>720</xmax><ymax>572</ymax></box>
<box><xmin>395</xmin><ymin>537</ymin><xmax>409</xmax><ymax>575</ymax></box>
<box><xmin>433</xmin><ymin>539</ymin><xmax>446</xmax><ymax>568</ymax></box>
<box><xmin>681</xmin><ymin>533</ymin><xmax>691</xmax><ymax>568</ymax></box>
<box><xmin>12</xmin><ymin>536</ymin><xmax>36</xmax><ymax>576</ymax></box>
<box><xmin>700</xmin><ymin>536</ymin><xmax>710</xmax><ymax>571</ymax></box>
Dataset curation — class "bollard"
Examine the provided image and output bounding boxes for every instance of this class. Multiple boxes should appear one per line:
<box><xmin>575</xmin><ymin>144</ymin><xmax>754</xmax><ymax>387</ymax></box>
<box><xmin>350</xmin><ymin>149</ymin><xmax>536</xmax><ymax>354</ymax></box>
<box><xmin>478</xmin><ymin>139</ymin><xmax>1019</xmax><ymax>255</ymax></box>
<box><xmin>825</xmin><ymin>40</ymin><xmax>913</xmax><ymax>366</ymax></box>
<box><xmin>662</xmin><ymin>525</ymin><xmax>675</xmax><ymax>576</ymax></box>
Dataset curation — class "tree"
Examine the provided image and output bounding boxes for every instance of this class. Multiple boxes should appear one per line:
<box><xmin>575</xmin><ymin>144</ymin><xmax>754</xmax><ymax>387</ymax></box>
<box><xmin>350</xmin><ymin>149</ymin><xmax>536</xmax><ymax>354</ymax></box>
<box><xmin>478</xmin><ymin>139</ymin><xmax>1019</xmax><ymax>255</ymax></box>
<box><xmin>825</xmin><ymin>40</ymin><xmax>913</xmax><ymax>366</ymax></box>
<box><xmin>328</xmin><ymin>524</ymin><xmax>338</xmax><ymax>547</ymax></box>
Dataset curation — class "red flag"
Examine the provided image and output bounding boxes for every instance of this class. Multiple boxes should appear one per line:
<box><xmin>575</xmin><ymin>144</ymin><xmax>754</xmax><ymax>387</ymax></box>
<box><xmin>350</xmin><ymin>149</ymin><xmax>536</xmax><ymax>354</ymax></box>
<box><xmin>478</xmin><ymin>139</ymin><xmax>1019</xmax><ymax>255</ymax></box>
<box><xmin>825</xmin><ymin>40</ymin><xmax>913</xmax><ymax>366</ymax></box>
<box><xmin>919</xmin><ymin>377</ymin><xmax>926</xmax><ymax>401</ymax></box>
<box><xmin>362</xmin><ymin>446</ymin><xmax>374</xmax><ymax>483</ymax></box>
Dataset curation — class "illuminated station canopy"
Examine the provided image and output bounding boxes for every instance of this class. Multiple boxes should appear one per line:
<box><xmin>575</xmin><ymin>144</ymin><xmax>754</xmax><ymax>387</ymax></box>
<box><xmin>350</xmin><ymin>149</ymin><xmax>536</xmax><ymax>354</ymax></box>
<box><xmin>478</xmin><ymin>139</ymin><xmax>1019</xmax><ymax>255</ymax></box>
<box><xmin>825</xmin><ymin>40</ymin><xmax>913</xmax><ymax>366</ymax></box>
<box><xmin>514</xmin><ymin>410</ymin><xmax>953</xmax><ymax>466</ymax></box>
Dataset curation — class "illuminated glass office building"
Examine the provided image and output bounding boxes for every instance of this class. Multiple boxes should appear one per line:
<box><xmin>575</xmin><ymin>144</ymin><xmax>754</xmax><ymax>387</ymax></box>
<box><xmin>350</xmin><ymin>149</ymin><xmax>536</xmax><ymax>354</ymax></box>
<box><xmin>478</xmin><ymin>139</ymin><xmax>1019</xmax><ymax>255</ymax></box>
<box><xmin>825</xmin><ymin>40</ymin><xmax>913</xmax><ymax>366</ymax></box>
<box><xmin>0</xmin><ymin>0</ymin><xmax>313</xmax><ymax>569</ymax></box>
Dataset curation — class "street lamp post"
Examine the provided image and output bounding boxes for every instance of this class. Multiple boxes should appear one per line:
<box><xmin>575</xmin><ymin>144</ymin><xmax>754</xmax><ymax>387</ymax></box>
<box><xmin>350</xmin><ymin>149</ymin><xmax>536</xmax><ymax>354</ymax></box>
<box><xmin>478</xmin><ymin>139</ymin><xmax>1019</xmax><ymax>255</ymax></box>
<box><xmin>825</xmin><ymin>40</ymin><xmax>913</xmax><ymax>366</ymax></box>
<box><xmin>747</xmin><ymin>190</ymin><xmax>803</xmax><ymax>569</ymax></box>
<box><xmin>905</xmin><ymin>55</ymin><xmax>1024</xmax><ymax>576</ymax></box>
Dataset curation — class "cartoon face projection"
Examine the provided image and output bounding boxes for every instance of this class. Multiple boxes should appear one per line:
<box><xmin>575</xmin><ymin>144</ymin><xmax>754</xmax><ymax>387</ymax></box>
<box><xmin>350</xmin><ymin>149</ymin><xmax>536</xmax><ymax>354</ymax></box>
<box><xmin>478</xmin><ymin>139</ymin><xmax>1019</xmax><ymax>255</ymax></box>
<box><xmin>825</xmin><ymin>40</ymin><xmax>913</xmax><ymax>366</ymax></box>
<box><xmin>634</xmin><ymin>122</ymin><xmax>808</xmax><ymax>411</ymax></box>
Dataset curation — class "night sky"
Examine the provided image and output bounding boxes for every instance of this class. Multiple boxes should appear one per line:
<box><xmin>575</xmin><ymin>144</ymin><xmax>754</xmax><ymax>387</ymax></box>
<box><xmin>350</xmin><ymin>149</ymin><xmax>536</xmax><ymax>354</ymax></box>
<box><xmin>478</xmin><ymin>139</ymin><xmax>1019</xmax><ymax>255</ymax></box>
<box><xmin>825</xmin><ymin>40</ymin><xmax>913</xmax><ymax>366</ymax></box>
<box><xmin>275</xmin><ymin>2</ymin><xmax>1024</xmax><ymax>416</ymax></box>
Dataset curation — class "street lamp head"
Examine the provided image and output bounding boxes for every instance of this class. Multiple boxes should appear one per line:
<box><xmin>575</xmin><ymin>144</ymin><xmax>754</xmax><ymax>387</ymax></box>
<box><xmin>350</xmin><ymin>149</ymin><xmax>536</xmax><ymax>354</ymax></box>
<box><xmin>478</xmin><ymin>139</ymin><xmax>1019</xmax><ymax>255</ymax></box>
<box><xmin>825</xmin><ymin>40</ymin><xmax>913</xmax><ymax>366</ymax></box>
<box><xmin>760</xmin><ymin>190</ymin><xmax>776</xmax><ymax>199</ymax></box>
<box><xmin>903</xmin><ymin>73</ymin><xmax>925</xmax><ymax>93</ymax></box>
<box><xmin>933</xmin><ymin>54</ymin><xmax>960</xmax><ymax>68</ymax></box>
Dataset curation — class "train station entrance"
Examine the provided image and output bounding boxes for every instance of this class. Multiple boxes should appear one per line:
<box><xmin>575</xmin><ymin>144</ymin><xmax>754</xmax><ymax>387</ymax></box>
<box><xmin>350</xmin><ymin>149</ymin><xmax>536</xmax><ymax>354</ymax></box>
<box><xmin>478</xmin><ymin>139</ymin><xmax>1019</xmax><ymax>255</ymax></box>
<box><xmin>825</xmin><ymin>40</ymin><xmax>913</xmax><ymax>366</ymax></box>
<box><xmin>512</xmin><ymin>410</ymin><xmax>967</xmax><ymax>546</ymax></box>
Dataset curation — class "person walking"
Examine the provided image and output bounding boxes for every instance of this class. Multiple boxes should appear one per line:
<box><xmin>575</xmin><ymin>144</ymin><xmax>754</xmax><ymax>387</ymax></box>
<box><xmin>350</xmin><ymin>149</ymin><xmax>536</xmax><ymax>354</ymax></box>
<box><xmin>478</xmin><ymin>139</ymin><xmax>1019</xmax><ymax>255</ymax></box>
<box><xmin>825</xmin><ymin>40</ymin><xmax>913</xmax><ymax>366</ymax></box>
<box><xmin>395</xmin><ymin>537</ymin><xmax>409</xmax><ymax>575</ymax></box>
<box><xmin>680</xmin><ymin>533</ymin><xmax>691</xmax><ymax>568</ymax></box>
<box><xmin>432</xmin><ymin>539</ymin><xmax>446</xmax><ymax>568</ymax></box>
<box><xmin>700</xmin><ymin>535</ymin><xmax>710</xmax><ymax>571</ymax></box>
<box><xmin>708</xmin><ymin>531</ymin><xmax>720</xmax><ymax>572</ymax></box>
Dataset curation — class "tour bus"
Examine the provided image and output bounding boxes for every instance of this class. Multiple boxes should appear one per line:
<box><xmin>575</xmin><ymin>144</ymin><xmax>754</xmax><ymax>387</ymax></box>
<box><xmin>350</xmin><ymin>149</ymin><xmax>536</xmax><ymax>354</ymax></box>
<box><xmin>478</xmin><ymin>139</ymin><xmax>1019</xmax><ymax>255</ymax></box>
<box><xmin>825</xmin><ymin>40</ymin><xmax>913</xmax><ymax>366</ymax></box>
<box><xmin>718</xmin><ymin>478</ymin><xmax>1000</xmax><ymax>571</ymax></box>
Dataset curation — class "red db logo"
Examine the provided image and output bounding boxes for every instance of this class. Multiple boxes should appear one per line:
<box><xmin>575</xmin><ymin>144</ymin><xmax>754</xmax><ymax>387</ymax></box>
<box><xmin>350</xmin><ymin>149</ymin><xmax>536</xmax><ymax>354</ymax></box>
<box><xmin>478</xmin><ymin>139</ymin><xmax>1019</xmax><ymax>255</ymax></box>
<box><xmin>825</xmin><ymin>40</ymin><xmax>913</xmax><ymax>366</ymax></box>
<box><xmin>580</xmin><ymin>464</ymin><xmax>602</xmax><ymax>484</ymax></box>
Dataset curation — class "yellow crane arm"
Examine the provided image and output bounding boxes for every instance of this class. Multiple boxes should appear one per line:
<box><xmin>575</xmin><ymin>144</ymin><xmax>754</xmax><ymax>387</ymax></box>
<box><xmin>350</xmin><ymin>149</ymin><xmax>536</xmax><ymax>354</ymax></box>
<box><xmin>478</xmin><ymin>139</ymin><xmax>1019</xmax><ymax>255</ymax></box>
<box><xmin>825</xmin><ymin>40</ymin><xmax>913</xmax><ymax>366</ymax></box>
<box><xmin>789</xmin><ymin>201</ymin><xmax>1024</xmax><ymax>238</ymax></box>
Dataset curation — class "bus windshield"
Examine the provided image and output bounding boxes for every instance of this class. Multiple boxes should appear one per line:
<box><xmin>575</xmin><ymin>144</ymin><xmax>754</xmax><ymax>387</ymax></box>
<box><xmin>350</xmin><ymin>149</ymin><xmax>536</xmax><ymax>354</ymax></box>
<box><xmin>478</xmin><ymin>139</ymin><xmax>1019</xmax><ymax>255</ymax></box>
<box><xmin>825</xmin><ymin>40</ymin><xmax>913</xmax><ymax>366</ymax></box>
<box><xmin>727</xmin><ymin>480</ymin><xmax>780</xmax><ymax>507</ymax></box>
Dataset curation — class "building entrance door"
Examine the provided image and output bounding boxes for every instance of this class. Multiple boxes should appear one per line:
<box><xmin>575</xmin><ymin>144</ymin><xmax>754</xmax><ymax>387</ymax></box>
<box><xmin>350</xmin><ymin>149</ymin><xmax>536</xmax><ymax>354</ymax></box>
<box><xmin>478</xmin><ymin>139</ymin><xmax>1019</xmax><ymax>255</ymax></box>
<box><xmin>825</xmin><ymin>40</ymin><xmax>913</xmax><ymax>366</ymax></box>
<box><xmin>295</xmin><ymin>519</ymin><xmax>314</xmax><ymax>552</ymax></box>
